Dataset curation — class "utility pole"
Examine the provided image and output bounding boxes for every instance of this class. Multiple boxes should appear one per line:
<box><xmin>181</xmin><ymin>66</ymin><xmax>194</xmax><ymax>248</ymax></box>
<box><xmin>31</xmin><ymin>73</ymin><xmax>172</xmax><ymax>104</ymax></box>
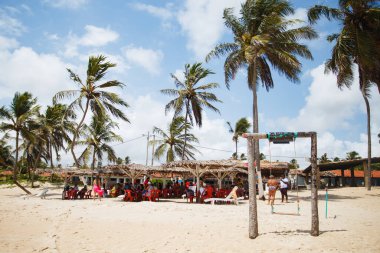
<box><xmin>145</xmin><ymin>132</ymin><xmax>150</xmax><ymax>166</ymax></box>
<box><xmin>151</xmin><ymin>134</ymin><xmax>155</xmax><ymax>166</ymax></box>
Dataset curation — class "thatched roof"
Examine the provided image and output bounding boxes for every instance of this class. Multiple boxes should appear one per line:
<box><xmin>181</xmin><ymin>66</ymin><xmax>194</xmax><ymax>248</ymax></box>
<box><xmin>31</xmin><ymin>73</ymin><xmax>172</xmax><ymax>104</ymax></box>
<box><xmin>35</xmin><ymin>159</ymin><xmax>288</xmax><ymax>178</ymax></box>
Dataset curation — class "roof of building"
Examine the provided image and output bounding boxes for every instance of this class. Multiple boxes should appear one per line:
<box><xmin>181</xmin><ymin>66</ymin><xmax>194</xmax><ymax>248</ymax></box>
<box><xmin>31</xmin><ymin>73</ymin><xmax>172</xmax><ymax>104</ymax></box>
<box><xmin>303</xmin><ymin>157</ymin><xmax>380</xmax><ymax>173</ymax></box>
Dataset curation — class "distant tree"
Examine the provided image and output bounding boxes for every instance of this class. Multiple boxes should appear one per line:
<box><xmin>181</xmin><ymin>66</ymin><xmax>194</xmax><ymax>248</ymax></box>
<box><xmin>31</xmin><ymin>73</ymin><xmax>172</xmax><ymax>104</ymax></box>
<box><xmin>346</xmin><ymin>151</ymin><xmax>361</xmax><ymax>160</ymax></box>
<box><xmin>125</xmin><ymin>156</ymin><xmax>131</xmax><ymax>165</ymax></box>
<box><xmin>333</xmin><ymin>157</ymin><xmax>341</xmax><ymax>162</ymax></box>
<box><xmin>240</xmin><ymin>153</ymin><xmax>247</xmax><ymax>160</ymax></box>
<box><xmin>152</xmin><ymin>117</ymin><xmax>199</xmax><ymax>162</ymax></box>
<box><xmin>116</xmin><ymin>157</ymin><xmax>123</xmax><ymax>165</ymax></box>
<box><xmin>0</xmin><ymin>135</ymin><xmax>14</xmax><ymax>168</ymax></box>
<box><xmin>346</xmin><ymin>151</ymin><xmax>361</xmax><ymax>187</ymax></box>
<box><xmin>259</xmin><ymin>153</ymin><xmax>266</xmax><ymax>161</ymax></box>
<box><xmin>227</xmin><ymin>118</ymin><xmax>251</xmax><ymax>159</ymax></box>
<box><xmin>320</xmin><ymin>153</ymin><xmax>332</xmax><ymax>164</ymax></box>
<box><xmin>289</xmin><ymin>158</ymin><xmax>298</xmax><ymax>169</ymax></box>
<box><xmin>77</xmin><ymin>115</ymin><xmax>122</xmax><ymax>170</ymax></box>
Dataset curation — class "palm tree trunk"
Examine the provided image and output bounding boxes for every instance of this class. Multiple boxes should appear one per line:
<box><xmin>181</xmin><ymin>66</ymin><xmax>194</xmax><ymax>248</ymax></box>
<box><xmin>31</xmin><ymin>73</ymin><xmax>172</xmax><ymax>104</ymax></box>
<box><xmin>12</xmin><ymin>131</ymin><xmax>31</xmax><ymax>194</ymax></box>
<box><xmin>14</xmin><ymin>130</ymin><xmax>19</xmax><ymax>182</ymax></box>
<box><xmin>91</xmin><ymin>146</ymin><xmax>96</xmax><ymax>170</ymax></box>
<box><xmin>247</xmin><ymin>137</ymin><xmax>258</xmax><ymax>238</ymax></box>
<box><xmin>363</xmin><ymin>94</ymin><xmax>371</xmax><ymax>190</ymax></box>
<box><xmin>235</xmin><ymin>139</ymin><xmax>238</xmax><ymax>159</ymax></box>
<box><xmin>49</xmin><ymin>140</ymin><xmax>54</xmax><ymax>168</ymax></box>
<box><xmin>181</xmin><ymin>101</ymin><xmax>190</xmax><ymax>160</ymax></box>
<box><xmin>250</xmin><ymin>62</ymin><xmax>264</xmax><ymax>200</ymax></box>
<box><xmin>71</xmin><ymin>99</ymin><xmax>90</xmax><ymax>167</ymax></box>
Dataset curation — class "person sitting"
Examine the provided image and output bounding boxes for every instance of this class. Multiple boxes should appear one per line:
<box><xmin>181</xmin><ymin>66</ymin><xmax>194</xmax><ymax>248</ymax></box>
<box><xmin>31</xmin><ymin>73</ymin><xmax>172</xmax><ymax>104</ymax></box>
<box><xmin>93</xmin><ymin>178</ymin><xmax>104</xmax><ymax>200</ymax></box>
<box><xmin>142</xmin><ymin>182</ymin><xmax>153</xmax><ymax>200</ymax></box>
<box><xmin>77</xmin><ymin>185</ymin><xmax>87</xmax><ymax>199</ymax></box>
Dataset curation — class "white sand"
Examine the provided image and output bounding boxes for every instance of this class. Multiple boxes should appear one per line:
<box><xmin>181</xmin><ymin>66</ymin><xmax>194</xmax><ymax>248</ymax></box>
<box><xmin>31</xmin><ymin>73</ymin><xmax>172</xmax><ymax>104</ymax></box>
<box><xmin>0</xmin><ymin>184</ymin><xmax>379</xmax><ymax>253</ymax></box>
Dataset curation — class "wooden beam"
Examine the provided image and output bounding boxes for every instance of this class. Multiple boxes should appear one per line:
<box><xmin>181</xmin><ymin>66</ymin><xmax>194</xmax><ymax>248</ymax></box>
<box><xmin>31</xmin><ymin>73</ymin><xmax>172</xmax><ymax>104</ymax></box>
<box><xmin>247</xmin><ymin>137</ymin><xmax>258</xmax><ymax>239</ymax></box>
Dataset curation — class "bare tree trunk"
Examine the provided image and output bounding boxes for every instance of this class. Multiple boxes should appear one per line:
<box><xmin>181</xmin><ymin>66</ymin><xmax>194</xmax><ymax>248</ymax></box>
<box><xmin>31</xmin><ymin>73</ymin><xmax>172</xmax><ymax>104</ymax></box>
<box><xmin>310</xmin><ymin>132</ymin><xmax>319</xmax><ymax>236</ymax></box>
<box><xmin>71</xmin><ymin>98</ymin><xmax>90</xmax><ymax>167</ymax></box>
<box><xmin>248</xmin><ymin>137</ymin><xmax>258</xmax><ymax>238</ymax></box>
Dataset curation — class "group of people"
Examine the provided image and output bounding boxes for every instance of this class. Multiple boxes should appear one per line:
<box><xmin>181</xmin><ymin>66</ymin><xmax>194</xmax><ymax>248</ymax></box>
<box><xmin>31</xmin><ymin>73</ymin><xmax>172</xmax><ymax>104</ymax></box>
<box><xmin>266</xmin><ymin>175</ymin><xmax>290</xmax><ymax>206</ymax></box>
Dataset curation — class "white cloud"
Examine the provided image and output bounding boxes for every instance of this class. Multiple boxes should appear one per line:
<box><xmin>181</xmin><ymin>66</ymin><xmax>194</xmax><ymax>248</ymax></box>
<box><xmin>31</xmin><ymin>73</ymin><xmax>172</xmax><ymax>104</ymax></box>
<box><xmin>133</xmin><ymin>3</ymin><xmax>173</xmax><ymax>20</ymax></box>
<box><xmin>275</xmin><ymin>64</ymin><xmax>363</xmax><ymax>132</ymax></box>
<box><xmin>123</xmin><ymin>46</ymin><xmax>163</xmax><ymax>75</ymax></box>
<box><xmin>171</xmin><ymin>69</ymin><xmax>185</xmax><ymax>83</ymax></box>
<box><xmin>64</xmin><ymin>25</ymin><xmax>119</xmax><ymax>58</ymax></box>
<box><xmin>177</xmin><ymin>0</ymin><xmax>244</xmax><ymax>59</ymax></box>
<box><xmin>42</xmin><ymin>0</ymin><xmax>89</xmax><ymax>9</ymax></box>
<box><xmin>262</xmin><ymin>64</ymin><xmax>380</xmax><ymax>168</ymax></box>
<box><xmin>0</xmin><ymin>35</ymin><xmax>19</xmax><ymax>50</ymax></box>
<box><xmin>0</xmin><ymin>8</ymin><xmax>26</xmax><ymax>36</ymax></box>
<box><xmin>0</xmin><ymin>47</ymin><xmax>71</xmax><ymax>106</ymax></box>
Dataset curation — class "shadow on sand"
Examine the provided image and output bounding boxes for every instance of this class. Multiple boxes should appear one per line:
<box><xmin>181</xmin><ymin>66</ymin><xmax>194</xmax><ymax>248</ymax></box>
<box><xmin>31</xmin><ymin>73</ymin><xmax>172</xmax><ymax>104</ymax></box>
<box><xmin>263</xmin><ymin>229</ymin><xmax>347</xmax><ymax>236</ymax></box>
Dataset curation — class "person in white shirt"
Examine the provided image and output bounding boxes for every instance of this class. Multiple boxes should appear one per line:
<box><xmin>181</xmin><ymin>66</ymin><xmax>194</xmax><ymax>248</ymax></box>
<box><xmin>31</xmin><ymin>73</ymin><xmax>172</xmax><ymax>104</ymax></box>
<box><xmin>280</xmin><ymin>175</ymin><xmax>289</xmax><ymax>203</ymax></box>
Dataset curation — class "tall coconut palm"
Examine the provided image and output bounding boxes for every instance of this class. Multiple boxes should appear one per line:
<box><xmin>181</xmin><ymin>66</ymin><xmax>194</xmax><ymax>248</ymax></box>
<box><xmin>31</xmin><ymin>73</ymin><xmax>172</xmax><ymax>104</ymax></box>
<box><xmin>308</xmin><ymin>0</ymin><xmax>380</xmax><ymax>191</ymax></box>
<box><xmin>78</xmin><ymin>115</ymin><xmax>122</xmax><ymax>170</ymax></box>
<box><xmin>152</xmin><ymin>117</ymin><xmax>199</xmax><ymax>163</ymax></box>
<box><xmin>227</xmin><ymin>117</ymin><xmax>251</xmax><ymax>159</ymax></box>
<box><xmin>53</xmin><ymin>55</ymin><xmax>129</xmax><ymax>167</ymax></box>
<box><xmin>0</xmin><ymin>92</ymin><xmax>40</xmax><ymax>193</ymax></box>
<box><xmin>161</xmin><ymin>63</ymin><xmax>221</xmax><ymax>160</ymax></box>
<box><xmin>206</xmin><ymin>0</ymin><xmax>317</xmax><ymax>217</ymax></box>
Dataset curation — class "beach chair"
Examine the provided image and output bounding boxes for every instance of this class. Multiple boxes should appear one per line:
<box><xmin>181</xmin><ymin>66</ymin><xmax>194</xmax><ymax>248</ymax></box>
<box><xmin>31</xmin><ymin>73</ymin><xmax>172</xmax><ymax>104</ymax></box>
<box><xmin>124</xmin><ymin>190</ymin><xmax>134</xmax><ymax>202</ymax></box>
<box><xmin>84</xmin><ymin>190</ymin><xmax>92</xmax><ymax>199</ymax></box>
<box><xmin>36</xmin><ymin>188</ymin><xmax>49</xmax><ymax>199</ymax></box>
<box><xmin>203</xmin><ymin>186</ymin><xmax>244</xmax><ymax>205</ymax></box>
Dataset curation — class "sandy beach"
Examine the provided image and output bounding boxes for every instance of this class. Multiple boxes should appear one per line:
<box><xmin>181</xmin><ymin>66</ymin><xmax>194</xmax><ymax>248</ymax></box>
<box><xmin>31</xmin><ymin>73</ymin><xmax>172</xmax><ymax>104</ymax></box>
<box><xmin>0</xmin><ymin>185</ymin><xmax>379</xmax><ymax>253</ymax></box>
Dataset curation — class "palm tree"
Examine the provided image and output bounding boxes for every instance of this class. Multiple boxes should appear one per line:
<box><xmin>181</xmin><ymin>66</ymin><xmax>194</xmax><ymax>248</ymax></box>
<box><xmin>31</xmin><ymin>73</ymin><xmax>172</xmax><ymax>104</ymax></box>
<box><xmin>125</xmin><ymin>156</ymin><xmax>131</xmax><ymax>164</ymax></box>
<box><xmin>308</xmin><ymin>0</ymin><xmax>380</xmax><ymax>191</ymax></box>
<box><xmin>333</xmin><ymin>157</ymin><xmax>341</xmax><ymax>162</ymax></box>
<box><xmin>346</xmin><ymin>151</ymin><xmax>362</xmax><ymax>187</ymax></box>
<box><xmin>77</xmin><ymin>115</ymin><xmax>122</xmax><ymax>170</ymax></box>
<box><xmin>320</xmin><ymin>153</ymin><xmax>332</xmax><ymax>164</ymax></box>
<box><xmin>161</xmin><ymin>63</ymin><xmax>221</xmax><ymax>160</ymax></box>
<box><xmin>0</xmin><ymin>92</ymin><xmax>40</xmax><ymax>193</ymax></box>
<box><xmin>43</xmin><ymin>104</ymin><xmax>75</xmax><ymax>168</ymax></box>
<box><xmin>152</xmin><ymin>117</ymin><xmax>199</xmax><ymax>163</ymax></box>
<box><xmin>289</xmin><ymin>158</ymin><xmax>298</xmax><ymax>169</ymax></box>
<box><xmin>0</xmin><ymin>135</ymin><xmax>14</xmax><ymax>168</ymax></box>
<box><xmin>227</xmin><ymin>117</ymin><xmax>251</xmax><ymax>159</ymax></box>
<box><xmin>206</xmin><ymin>0</ymin><xmax>317</xmax><ymax>212</ymax></box>
<box><xmin>53</xmin><ymin>55</ymin><xmax>130</xmax><ymax>167</ymax></box>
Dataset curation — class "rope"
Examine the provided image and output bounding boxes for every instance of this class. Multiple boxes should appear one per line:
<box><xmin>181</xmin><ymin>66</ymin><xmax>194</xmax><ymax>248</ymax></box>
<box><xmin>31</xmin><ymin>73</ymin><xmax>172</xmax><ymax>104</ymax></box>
<box><xmin>268</xmin><ymin>140</ymin><xmax>272</xmax><ymax>176</ymax></box>
<box><xmin>293</xmin><ymin>137</ymin><xmax>300</xmax><ymax>215</ymax></box>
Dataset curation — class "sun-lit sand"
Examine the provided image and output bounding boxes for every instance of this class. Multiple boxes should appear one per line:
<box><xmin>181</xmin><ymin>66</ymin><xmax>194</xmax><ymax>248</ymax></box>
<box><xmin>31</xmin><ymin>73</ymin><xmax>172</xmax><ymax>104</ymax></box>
<box><xmin>0</xmin><ymin>184</ymin><xmax>379</xmax><ymax>253</ymax></box>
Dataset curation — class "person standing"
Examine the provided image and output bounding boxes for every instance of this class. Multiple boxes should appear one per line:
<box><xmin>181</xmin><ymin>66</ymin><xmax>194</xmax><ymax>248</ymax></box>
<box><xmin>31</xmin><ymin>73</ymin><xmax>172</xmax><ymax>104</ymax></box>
<box><xmin>267</xmin><ymin>175</ymin><xmax>279</xmax><ymax>207</ymax></box>
<box><xmin>280</xmin><ymin>175</ymin><xmax>289</xmax><ymax>203</ymax></box>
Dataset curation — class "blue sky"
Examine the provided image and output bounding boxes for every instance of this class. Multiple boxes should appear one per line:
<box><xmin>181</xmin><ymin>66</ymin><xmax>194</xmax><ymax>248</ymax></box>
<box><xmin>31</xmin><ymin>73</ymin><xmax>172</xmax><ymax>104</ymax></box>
<box><xmin>0</xmin><ymin>0</ymin><xmax>379</xmax><ymax>168</ymax></box>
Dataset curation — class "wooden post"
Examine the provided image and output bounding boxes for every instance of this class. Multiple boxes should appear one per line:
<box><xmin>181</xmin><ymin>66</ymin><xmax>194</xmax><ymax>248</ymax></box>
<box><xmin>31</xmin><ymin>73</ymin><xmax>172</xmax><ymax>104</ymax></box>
<box><xmin>247</xmin><ymin>137</ymin><xmax>258</xmax><ymax>238</ymax></box>
<box><xmin>341</xmin><ymin>169</ymin><xmax>345</xmax><ymax>187</ymax></box>
<box><xmin>310</xmin><ymin>132</ymin><xmax>319</xmax><ymax>236</ymax></box>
